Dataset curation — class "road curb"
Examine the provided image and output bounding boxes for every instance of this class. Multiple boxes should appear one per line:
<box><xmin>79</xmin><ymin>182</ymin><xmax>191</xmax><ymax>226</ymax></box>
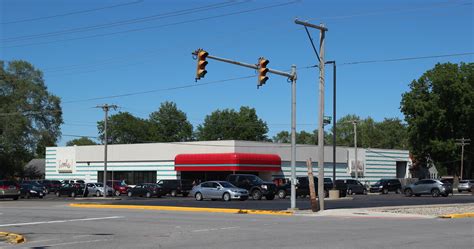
<box><xmin>69</xmin><ymin>203</ymin><xmax>293</xmax><ymax>216</ymax></box>
<box><xmin>438</xmin><ymin>212</ymin><xmax>474</xmax><ymax>219</ymax></box>
<box><xmin>0</xmin><ymin>231</ymin><xmax>25</xmax><ymax>244</ymax></box>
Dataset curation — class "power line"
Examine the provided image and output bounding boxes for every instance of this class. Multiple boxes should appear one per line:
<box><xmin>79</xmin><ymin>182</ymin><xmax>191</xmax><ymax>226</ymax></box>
<box><xmin>2</xmin><ymin>1</ymin><xmax>246</xmax><ymax>42</ymax></box>
<box><xmin>62</xmin><ymin>75</ymin><xmax>256</xmax><ymax>104</ymax></box>
<box><xmin>1</xmin><ymin>1</ymin><xmax>299</xmax><ymax>48</ymax></box>
<box><xmin>0</xmin><ymin>0</ymin><xmax>144</xmax><ymax>25</ymax></box>
<box><xmin>305</xmin><ymin>0</ymin><xmax>470</xmax><ymax>22</ymax></box>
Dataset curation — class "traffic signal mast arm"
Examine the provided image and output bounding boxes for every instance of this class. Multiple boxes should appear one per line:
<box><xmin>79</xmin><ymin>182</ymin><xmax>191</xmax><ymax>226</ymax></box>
<box><xmin>191</xmin><ymin>50</ymin><xmax>295</xmax><ymax>80</ymax></box>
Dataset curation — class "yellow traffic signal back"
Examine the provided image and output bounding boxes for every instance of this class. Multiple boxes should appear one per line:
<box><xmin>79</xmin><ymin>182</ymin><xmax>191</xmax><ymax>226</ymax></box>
<box><xmin>196</xmin><ymin>49</ymin><xmax>208</xmax><ymax>81</ymax></box>
<box><xmin>257</xmin><ymin>57</ymin><xmax>269</xmax><ymax>87</ymax></box>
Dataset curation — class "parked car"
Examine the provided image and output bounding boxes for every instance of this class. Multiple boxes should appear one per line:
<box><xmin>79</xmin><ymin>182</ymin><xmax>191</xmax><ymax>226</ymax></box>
<box><xmin>370</xmin><ymin>179</ymin><xmax>402</xmax><ymax>194</ymax></box>
<box><xmin>226</xmin><ymin>174</ymin><xmax>276</xmax><ymax>200</ymax></box>
<box><xmin>55</xmin><ymin>183</ymin><xmax>88</xmax><ymax>197</ymax></box>
<box><xmin>404</xmin><ymin>179</ymin><xmax>452</xmax><ymax>197</ymax></box>
<box><xmin>277</xmin><ymin>177</ymin><xmax>346</xmax><ymax>199</ymax></box>
<box><xmin>157</xmin><ymin>179</ymin><xmax>193</xmax><ymax>197</ymax></box>
<box><xmin>457</xmin><ymin>180</ymin><xmax>474</xmax><ymax>192</ymax></box>
<box><xmin>37</xmin><ymin>179</ymin><xmax>62</xmax><ymax>194</ymax></box>
<box><xmin>86</xmin><ymin>182</ymin><xmax>113</xmax><ymax>197</ymax></box>
<box><xmin>61</xmin><ymin>179</ymin><xmax>85</xmax><ymax>185</ymax></box>
<box><xmin>107</xmin><ymin>180</ymin><xmax>129</xmax><ymax>196</ymax></box>
<box><xmin>0</xmin><ymin>180</ymin><xmax>20</xmax><ymax>200</ymax></box>
<box><xmin>20</xmin><ymin>183</ymin><xmax>44</xmax><ymax>199</ymax></box>
<box><xmin>335</xmin><ymin>179</ymin><xmax>367</xmax><ymax>195</ymax></box>
<box><xmin>191</xmin><ymin>181</ymin><xmax>249</xmax><ymax>201</ymax></box>
<box><xmin>127</xmin><ymin>183</ymin><xmax>166</xmax><ymax>198</ymax></box>
<box><xmin>21</xmin><ymin>180</ymin><xmax>47</xmax><ymax>194</ymax></box>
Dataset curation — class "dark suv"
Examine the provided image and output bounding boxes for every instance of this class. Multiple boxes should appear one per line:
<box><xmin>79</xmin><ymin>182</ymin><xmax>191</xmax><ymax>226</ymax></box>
<box><xmin>370</xmin><ymin>179</ymin><xmax>402</xmax><ymax>194</ymax></box>
<box><xmin>157</xmin><ymin>179</ymin><xmax>193</xmax><ymax>197</ymax></box>
<box><xmin>277</xmin><ymin>177</ymin><xmax>346</xmax><ymax>199</ymax></box>
<box><xmin>335</xmin><ymin>179</ymin><xmax>367</xmax><ymax>195</ymax></box>
<box><xmin>226</xmin><ymin>174</ymin><xmax>276</xmax><ymax>200</ymax></box>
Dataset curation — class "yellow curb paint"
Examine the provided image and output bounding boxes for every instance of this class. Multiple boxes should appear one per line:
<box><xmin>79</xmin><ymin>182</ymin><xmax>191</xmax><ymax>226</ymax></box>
<box><xmin>69</xmin><ymin>203</ymin><xmax>293</xmax><ymax>216</ymax></box>
<box><xmin>439</xmin><ymin>212</ymin><xmax>474</xmax><ymax>219</ymax></box>
<box><xmin>0</xmin><ymin>231</ymin><xmax>26</xmax><ymax>244</ymax></box>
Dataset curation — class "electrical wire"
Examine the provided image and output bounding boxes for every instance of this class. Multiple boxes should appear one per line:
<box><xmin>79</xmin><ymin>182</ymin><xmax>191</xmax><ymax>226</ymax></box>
<box><xmin>2</xmin><ymin>1</ymin><xmax>247</xmax><ymax>42</ymax></box>
<box><xmin>0</xmin><ymin>0</ymin><xmax>144</xmax><ymax>25</ymax></box>
<box><xmin>1</xmin><ymin>1</ymin><xmax>300</xmax><ymax>48</ymax></box>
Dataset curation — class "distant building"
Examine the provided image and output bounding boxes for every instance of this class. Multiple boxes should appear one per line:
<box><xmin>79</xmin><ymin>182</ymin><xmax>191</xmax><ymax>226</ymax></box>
<box><xmin>45</xmin><ymin>140</ymin><xmax>411</xmax><ymax>185</ymax></box>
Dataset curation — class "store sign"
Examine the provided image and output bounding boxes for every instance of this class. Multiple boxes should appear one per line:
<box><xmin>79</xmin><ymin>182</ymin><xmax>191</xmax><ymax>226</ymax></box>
<box><xmin>56</xmin><ymin>147</ymin><xmax>76</xmax><ymax>173</ymax></box>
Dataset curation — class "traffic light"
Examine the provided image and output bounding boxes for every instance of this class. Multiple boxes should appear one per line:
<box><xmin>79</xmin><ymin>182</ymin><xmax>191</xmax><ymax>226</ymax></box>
<box><xmin>257</xmin><ymin>57</ymin><xmax>269</xmax><ymax>88</ymax></box>
<box><xmin>195</xmin><ymin>49</ymin><xmax>208</xmax><ymax>81</ymax></box>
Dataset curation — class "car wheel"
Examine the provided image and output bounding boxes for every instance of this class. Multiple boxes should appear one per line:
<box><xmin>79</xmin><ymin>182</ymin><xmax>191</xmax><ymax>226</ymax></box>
<box><xmin>71</xmin><ymin>192</ymin><xmax>76</xmax><ymax>198</ymax></box>
<box><xmin>266</xmin><ymin>194</ymin><xmax>275</xmax><ymax>200</ymax></box>
<box><xmin>96</xmin><ymin>191</ymin><xmax>101</xmax><ymax>197</ymax></box>
<box><xmin>404</xmin><ymin>188</ymin><xmax>413</xmax><ymax>197</ymax></box>
<box><xmin>277</xmin><ymin>190</ymin><xmax>287</xmax><ymax>199</ymax></box>
<box><xmin>414</xmin><ymin>194</ymin><xmax>421</xmax><ymax>197</ymax></box>
<box><xmin>431</xmin><ymin>189</ymin><xmax>440</xmax><ymax>197</ymax></box>
<box><xmin>146</xmin><ymin>192</ymin><xmax>151</xmax><ymax>198</ymax></box>
<box><xmin>347</xmin><ymin>189</ymin><xmax>353</xmax><ymax>195</ymax></box>
<box><xmin>223</xmin><ymin>192</ymin><xmax>231</xmax><ymax>202</ymax></box>
<box><xmin>55</xmin><ymin>191</ymin><xmax>60</xmax><ymax>197</ymax></box>
<box><xmin>127</xmin><ymin>192</ymin><xmax>132</xmax><ymax>197</ymax></box>
<box><xmin>382</xmin><ymin>188</ymin><xmax>389</xmax><ymax>194</ymax></box>
<box><xmin>195</xmin><ymin>192</ymin><xmax>203</xmax><ymax>201</ymax></box>
<box><xmin>251</xmin><ymin>190</ymin><xmax>262</xmax><ymax>200</ymax></box>
<box><xmin>458</xmin><ymin>190</ymin><xmax>462</xmax><ymax>193</ymax></box>
<box><xmin>13</xmin><ymin>196</ymin><xmax>19</xmax><ymax>200</ymax></box>
<box><xmin>115</xmin><ymin>191</ymin><xmax>121</xmax><ymax>197</ymax></box>
<box><xmin>396</xmin><ymin>188</ymin><xmax>402</xmax><ymax>194</ymax></box>
<box><xmin>442</xmin><ymin>193</ymin><xmax>449</xmax><ymax>197</ymax></box>
<box><xmin>39</xmin><ymin>196</ymin><xmax>43</xmax><ymax>199</ymax></box>
<box><xmin>170</xmin><ymin>190</ymin><xmax>178</xmax><ymax>197</ymax></box>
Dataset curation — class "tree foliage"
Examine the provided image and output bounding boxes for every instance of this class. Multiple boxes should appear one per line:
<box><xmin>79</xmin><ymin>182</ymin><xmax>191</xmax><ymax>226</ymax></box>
<box><xmin>149</xmin><ymin>101</ymin><xmax>193</xmax><ymax>142</ymax></box>
<box><xmin>196</xmin><ymin>106</ymin><xmax>268</xmax><ymax>141</ymax></box>
<box><xmin>401</xmin><ymin>62</ymin><xmax>474</xmax><ymax>177</ymax></box>
<box><xmin>98</xmin><ymin>112</ymin><xmax>151</xmax><ymax>144</ymax></box>
<box><xmin>66</xmin><ymin>137</ymin><xmax>98</xmax><ymax>146</ymax></box>
<box><xmin>272</xmin><ymin>129</ymin><xmax>331</xmax><ymax>145</ymax></box>
<box><xmin>0</xmin><ymin>60</ymin><xmax>62</xmax><ymax>178</ymax></box>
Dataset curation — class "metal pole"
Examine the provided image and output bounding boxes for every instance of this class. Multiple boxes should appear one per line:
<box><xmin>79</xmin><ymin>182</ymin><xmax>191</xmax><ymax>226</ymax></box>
<box><xmin>317</xmin><ymin>27</ymin><xmax>326</xmax><ymax>211</ymax></box>
<box><xmin>290</xmin><ymin>65</ymin><xmax>297</xmax><ymax>210</ymax></box>
<box><xmin>353</xmin><ymin>121</ymin><xmax>358</xmax><ymax>181</ymax></box>
<box><xmin>103</xmin><ymin>105</ymin><xmax>108</xmax><ymax>199</ymax></box>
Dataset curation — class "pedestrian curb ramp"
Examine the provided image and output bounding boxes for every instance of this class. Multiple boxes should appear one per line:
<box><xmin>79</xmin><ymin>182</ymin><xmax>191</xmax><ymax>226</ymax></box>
<box><xmin>70</xmin><ymin>203</ymin><xmax>293</xmax><ymax>216</ymax></box>
<box><xmin>0</xmin><ymin>231</ymin><xmax>25</xmax><ymax>244</ymax></box>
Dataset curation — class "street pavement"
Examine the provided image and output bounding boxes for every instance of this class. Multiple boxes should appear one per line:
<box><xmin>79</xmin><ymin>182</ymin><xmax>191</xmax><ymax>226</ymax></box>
<box><xmin>15</xmin><ymin>192</ymin><xmax>474</xmax><ymax>211</ymax></box>
<box><xmin>0</xmin><ymin>200</ymin><xmax>473</xmax><ymax>249</ymax></box>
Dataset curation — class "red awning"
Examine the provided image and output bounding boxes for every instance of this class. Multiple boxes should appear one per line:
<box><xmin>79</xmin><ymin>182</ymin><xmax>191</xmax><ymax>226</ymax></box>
<box><xmin>174</xmin><ymin>153</ymin><xmax>281</xmax><ymax>172</ymax></box>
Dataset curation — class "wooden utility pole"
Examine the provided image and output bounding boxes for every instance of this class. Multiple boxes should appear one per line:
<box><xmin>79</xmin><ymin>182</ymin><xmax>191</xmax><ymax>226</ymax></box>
<box><xmin>455</xmin><ymin>138</ymin><xmax>470</xmax><ymax>180</ymax></box>
<box><xmin>306</xmin><ymin>158</ymin><xmax>319</xmax><ymax>212</ymax></box>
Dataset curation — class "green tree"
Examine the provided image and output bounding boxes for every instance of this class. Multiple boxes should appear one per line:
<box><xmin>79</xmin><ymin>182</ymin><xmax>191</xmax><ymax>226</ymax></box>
<box><xmin>98</xmin><ymin>112</ymin><xmax>151</xmax><ymax>144</ymax></box>
<box><xmin>196</xmin><ymin>106</ymin><xmax>268</xmax><ymax>141</ymax></box>
<box><xmin>401</xmin><ymin>62</ymin><xmax>474</xmax><ymax>177</ymax></box>
<box><xmin>149</xmin><ymin>101</ymin><xmax>193</xmax><ymax>142</ymax></box>
<box><xmin>66</xmin><ymin>137</ymin><xmax>98</xmax><ymax>146</ymax></box>
<box><xmin>0</xmin><ymin>60</ymin><xmax>62</xmax><ymax>178</ymax></box>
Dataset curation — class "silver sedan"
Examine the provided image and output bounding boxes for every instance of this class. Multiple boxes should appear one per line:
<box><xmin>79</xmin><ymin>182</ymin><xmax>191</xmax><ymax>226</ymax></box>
<box><xmin>86</xmin><ymin>182</ymin><xmax>113</xmax><ymax>197</ymax></box>
<box><xmin>191</xmin><ymin>181</ymin><xmax>249</xmax><ymax>201</ymax></box>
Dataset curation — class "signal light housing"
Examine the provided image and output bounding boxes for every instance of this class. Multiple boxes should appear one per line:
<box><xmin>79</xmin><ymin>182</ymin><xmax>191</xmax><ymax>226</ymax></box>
<box><xmin>257</xmin><ymin>57</ymin><xmax>269</xmax><ymax>88</ymax></box>
<box><xmin>195</xmin><ymin>49</ymin><xmax>209</xmax><ymax>81</ymax></box>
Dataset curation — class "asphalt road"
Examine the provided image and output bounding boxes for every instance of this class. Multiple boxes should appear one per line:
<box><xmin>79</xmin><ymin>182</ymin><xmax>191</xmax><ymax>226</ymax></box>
<box><xmin>0</xmin><ymin>200</ymin><xmax>473</xmax><ymax>249</ymax></box>
<box><xmin>13</xmin><ymin>192</ymin><xmax>474</xmax><ymax>211</ymax></box>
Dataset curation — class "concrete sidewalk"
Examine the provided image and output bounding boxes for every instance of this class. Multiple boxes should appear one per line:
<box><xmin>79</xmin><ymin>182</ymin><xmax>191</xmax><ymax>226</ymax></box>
<box><xmin>295</xmin><ymin>208</ymin><xmax>435</xmax><ymax>219</ymax></box>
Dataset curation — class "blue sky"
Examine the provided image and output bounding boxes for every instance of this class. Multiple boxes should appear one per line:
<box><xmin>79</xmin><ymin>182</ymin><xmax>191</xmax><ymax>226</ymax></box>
<box><xmin>1</xmin><ymin>0</ymin><xmax>473</xmax><ymax>145</ymax></box>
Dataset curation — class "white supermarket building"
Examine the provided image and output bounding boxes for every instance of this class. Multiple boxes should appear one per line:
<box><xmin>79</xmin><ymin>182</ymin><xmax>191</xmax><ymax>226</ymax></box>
<box><xmin>45</xmin><ymin>140</ymin><xmax>412</xmax><ymax>185</ymax></box>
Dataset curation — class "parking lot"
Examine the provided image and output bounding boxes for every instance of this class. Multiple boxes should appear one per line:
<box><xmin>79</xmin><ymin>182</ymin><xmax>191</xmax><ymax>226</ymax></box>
<box><xmin>6</xmin><ymin>191</ymin><xmax>474</xmax><ymax>211</ymax></box>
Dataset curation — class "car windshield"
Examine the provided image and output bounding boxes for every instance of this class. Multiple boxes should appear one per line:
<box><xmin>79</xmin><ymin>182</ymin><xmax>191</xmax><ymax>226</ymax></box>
<box><xmin>324</xmin><ymin>178</ymin><xmax>332</xmax><ymax>183</ymax></box>
<box><xmin>109</xmin><ymin>181</ymin><xmax>127</xmax><ymax>186</ymax></box>
<box><xmin>95</xmin><ymin>183</ymin><xmax>104</xmax><ymax>187</ymax></box>
<box><xmin>250</xmin><ymin>177</ymin><xmax>263</xmax><ymax>184</ymax></box>
<box><xmin>219</xmin><ymin>182</ymin><xmax>236</xmax><ymax>188</ymax></box>
<box><xmin>459</xmin><ymin>180</ymin><xmax>468</xmax><ymax>183</ymax></box>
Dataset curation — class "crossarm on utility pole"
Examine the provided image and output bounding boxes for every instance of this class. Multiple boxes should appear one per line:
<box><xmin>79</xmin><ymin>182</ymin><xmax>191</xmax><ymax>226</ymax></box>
<box><xmin>295</xmin><ymin>19</ymin><xmax>329</xmax><ymax>32</ymax></box>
